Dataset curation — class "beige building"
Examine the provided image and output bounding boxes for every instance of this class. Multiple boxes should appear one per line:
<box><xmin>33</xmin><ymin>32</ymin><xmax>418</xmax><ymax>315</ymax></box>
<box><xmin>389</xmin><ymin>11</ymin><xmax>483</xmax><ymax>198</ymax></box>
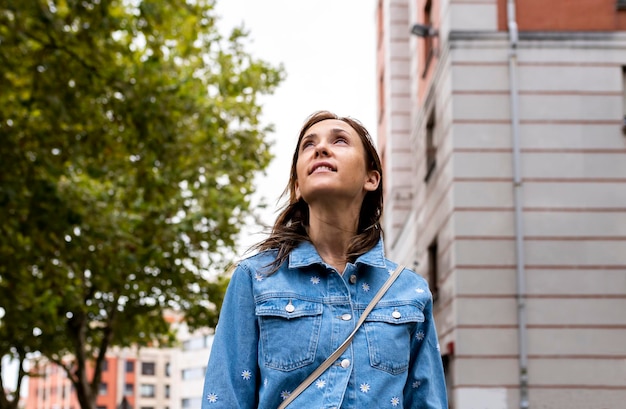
<box><xmin>376</xmin><ymin>0</ymin><xmax>626</xmax><ymax>408</ymax></box>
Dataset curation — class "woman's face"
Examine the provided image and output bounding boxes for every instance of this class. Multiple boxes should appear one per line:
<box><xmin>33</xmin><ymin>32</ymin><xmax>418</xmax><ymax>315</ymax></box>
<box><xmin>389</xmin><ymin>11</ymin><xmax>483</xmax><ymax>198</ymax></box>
<box><xmin>294</xmin><ymin>119</ymin><xmax>380</xmax><ymax>207</ymax></box>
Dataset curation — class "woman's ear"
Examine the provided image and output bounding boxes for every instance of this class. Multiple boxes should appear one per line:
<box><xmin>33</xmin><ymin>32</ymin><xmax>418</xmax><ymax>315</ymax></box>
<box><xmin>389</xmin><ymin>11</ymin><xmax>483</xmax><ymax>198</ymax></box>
<box><xmin>364</xmin><ymin>170</ymin><xmax>381</xmax><ymax>192</ymax></box>
<box><xmin>295</xmin><ymin>181</ymin><xmax>301</xmax><ymax>200</ymax></box>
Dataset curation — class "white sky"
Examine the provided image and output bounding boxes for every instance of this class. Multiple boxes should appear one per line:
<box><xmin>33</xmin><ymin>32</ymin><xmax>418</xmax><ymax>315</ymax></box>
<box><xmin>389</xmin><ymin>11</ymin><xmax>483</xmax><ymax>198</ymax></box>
<box><xmin>214</xmin><ymin>0</ymin><xmax>379</xmax><ymax>249</ymax></box>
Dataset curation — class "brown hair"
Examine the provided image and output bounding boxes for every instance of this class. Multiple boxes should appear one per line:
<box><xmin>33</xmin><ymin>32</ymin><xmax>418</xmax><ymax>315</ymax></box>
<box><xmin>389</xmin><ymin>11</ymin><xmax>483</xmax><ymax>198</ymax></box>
<box><xmin>254</xmin><ymin>110</ymin><xmax>384</xmax><ymax>273</ymax></box>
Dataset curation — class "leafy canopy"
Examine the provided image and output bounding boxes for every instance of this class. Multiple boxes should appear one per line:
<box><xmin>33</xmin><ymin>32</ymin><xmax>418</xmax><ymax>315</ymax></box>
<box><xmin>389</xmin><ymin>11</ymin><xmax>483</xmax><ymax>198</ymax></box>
<box><xmin>0</xmin><ymin>0</ymin><xmax>284</xmax><ymax>408</ymax></box>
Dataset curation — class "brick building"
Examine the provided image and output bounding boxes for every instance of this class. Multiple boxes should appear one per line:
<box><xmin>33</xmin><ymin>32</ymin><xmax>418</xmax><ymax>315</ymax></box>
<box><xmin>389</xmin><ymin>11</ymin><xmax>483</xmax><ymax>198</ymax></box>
<box><xmin>376</xmin><ymin>0</ymin><xmax>626</xmax><ymax>408</ymax></box>
<box><xmin>23</xmin><ymin>323</ymin><xmax>213</xmax><ymax>409</ymax></box>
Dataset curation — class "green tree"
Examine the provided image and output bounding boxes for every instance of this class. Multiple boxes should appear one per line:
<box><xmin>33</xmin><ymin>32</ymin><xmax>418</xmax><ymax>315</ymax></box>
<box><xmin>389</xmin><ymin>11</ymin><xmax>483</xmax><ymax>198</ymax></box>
<box><xmin>0</xmin><ymin>0</ymin><xmax>284</xmax><ymax>408</ymax></box>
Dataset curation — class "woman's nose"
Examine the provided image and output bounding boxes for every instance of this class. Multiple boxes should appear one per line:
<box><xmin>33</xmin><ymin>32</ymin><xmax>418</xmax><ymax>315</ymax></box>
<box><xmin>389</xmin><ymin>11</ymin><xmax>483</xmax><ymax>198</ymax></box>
<box><xmin>314</xmin><ymin>140</ymin><xmax>329</xmax><ymax>157</ymax></box>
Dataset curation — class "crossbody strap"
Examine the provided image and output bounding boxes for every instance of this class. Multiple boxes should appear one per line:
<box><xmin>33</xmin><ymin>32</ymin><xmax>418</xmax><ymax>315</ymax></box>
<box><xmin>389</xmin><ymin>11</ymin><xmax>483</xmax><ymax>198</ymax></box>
<box><xmin>277</xmin><ymin>264</ymin><xmax>405</xmax><ymax>409</ymax></box>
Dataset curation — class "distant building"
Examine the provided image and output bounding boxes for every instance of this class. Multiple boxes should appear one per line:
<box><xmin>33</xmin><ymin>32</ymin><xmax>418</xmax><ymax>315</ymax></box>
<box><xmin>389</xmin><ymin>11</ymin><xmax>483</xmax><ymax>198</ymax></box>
<box><xmin>173</xmin><ymin>324</ymin><xmax>214</xmax><ymax>409</ymax></box>
<box><xmin>25</xmin><ymin>358</ymin><xmax>83</xmax><ymax>409</ymax></box>
<box><xmin>23</xmin><ymin>323</ymin><xmax>214</xmax><ymax>409</ymax></box>
<box><xmin>376</xmin><ymin>0</ymin><xmax>626</xmax><ymax>408</ymax></box>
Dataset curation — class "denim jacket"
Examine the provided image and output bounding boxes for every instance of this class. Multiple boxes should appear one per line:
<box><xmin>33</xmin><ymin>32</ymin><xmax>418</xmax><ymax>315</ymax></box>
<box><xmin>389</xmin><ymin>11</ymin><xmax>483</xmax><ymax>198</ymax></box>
<box><xmin>202</xmin><ymin>239</ymin><xmax>448</xmax><ymax>409</ymax></box>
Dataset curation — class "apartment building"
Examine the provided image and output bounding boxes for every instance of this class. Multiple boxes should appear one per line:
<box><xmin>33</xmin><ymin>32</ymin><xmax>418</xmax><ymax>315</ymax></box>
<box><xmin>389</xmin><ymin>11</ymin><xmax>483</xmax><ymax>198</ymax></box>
<box><xmin>23</xmin><ymin>324</ymin><xmax>213</xmax><ymax>409</ymax></box>
<box><xmin>376</xmin><ymin>0</ymin><xmax>626</xmax><ymax>408</ymax></box>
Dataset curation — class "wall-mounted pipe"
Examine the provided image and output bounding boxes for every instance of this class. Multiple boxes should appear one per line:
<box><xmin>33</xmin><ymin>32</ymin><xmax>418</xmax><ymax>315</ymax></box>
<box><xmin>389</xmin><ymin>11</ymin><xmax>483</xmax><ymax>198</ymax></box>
<box><xmin>506</xmin><ymin>1</ymin><xmax>529</xmax><ymax>408</ymax></box>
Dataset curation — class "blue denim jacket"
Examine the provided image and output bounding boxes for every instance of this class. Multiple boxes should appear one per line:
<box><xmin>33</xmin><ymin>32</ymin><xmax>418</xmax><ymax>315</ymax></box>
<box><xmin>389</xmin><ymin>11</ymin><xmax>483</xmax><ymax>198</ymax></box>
<box><xmin>202</xmin><ymin>239</ymin><xmax>448</xmax><ymax>408</ymax></box>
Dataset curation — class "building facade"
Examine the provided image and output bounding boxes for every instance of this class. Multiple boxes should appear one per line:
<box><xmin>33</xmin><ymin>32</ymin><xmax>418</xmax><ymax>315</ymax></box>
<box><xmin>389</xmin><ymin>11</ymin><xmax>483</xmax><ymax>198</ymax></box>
<box><xmin>23</xmin><ymin>324</ymin><xmax>213</xmax><ymax>409</ymax></box>
<box><xmin>376</xmin><ymin>0</ymin><xmax>626</xmax><ymax>408</ymax></box>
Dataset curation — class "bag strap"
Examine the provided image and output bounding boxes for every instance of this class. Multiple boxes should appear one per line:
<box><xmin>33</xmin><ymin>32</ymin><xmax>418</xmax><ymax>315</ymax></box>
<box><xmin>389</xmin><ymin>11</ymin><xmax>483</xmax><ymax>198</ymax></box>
<box><xmin>277</xmin><ymin>264</ymin><xmax>405</xmax><ymax>409</ymax></box>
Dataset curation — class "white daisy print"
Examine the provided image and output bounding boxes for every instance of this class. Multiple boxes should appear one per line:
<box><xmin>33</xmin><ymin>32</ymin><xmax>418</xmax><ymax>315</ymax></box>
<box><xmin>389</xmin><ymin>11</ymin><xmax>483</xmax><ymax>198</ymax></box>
<box><xmin>391</xmin><ymin>396</ymin><xmax>400</xmax><ymax>406</ymax></box>
<box><xmin>362</xmin><ymin>282</ymin><xmax>371</xmax><ymax>292</ymax></box>
<box><xmin>264</xmin><ymin>378</ymin><xmax>268</xmax><ymax>386</ymax></box>
<box><xmin>359</xmin><ymin>383</ymin><xmax>370</xmax><ymax>393</ymax></box>
<box><xmin>416</xmin><ymin>331</ymin><xmax>425</xmax><ymax>341</ymax></box>
<box><xmin>254</xmin><ymin>273</ymin><xmax>264</xmax><ymax>282</ymax></box>
<box><xmin>387</xmin><ymin>268</ymin><xmax>395</xmax><ymax>275</ymax></box>
<box><xmin>206</xmin><ymin>393</ymin><xmax>218</xmax><ymax>403</ymax></box>
<box><xmin>415</xmin><ymin>288</ymin><xmax>425</xmax><ymax>293</ymax></box>
<box><xmin>310</xmin><ymin>276</ymin><xmax>320</xmax><ymax>285</ymax></box>
<box><xmin>412</xmin><ymin>380</ymin><xmax>421</xmax><ymax>388</ymax></box>
<box><xmin>241</xmin><ymin>370</ymin><xmax>252</xmax><ymax>380</ymax></box>
<box><xmin>315</xmin><ymin>379</ymin><xmax>326</xmax><ymax>388</ymax></box>
<box><xmin>280</xmin><ymin>391</ymin><xmax>291</xmax><ymax>400</ymax></box>
<box><xmin>436</xmin><ymin>343</ymin><xmax>441</xmax><ymax>351</ymax></box>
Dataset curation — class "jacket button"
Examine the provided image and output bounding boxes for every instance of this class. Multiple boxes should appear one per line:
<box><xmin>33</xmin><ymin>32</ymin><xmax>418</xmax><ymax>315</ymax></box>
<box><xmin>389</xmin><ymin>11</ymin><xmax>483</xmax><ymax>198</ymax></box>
<box><xmin>392</xmin><ymin>310</ymin><xmax>401</xmax><ymax>319</ymax></box>
<box><xmin>341</xmin><ymin>313</ymin><xmax>352</xmax><ymax>321</ymax></box>
<box><xmin>340</xmin><ymin>359</ymin><xmax>350</xmax><ymax>368</ymax></box>
<box><xmin>349</xmin><ymin>275</ymin><xmax>357</xmax><ymax>284</ymax></box>
<box><xmin>285</xmin><ymin>303</ymin><xmax>295</xmax><ymax>313</ymax></box>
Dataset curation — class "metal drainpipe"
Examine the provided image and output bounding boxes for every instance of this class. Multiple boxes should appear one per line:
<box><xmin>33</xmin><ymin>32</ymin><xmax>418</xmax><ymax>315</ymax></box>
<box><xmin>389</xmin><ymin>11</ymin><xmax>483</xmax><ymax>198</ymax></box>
<box><xmin>507</xmin><ymin>1</ymin><xmax>529</xmax><ymax>408</ymax></box>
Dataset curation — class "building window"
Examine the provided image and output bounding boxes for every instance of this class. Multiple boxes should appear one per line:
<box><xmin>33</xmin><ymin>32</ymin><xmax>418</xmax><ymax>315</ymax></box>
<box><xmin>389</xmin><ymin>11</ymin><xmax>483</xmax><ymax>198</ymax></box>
<box><xmin>181</xmin><ymin>367</ymin><xmax>205</xmax><ymax>380</ymax></box>
<box><xmin>427</xmin><ymin>238</ymin><xmax>439</xmax><ymax>302</ymax></box>
<box><xmin>100</xmin><ymin>360</ymin><xmax>108</xmax><ymax>372</ymax></box>
<box><xmin>182</xmin><ymin>398</ymin><xmax>202</xmax><ymax>409</ymax></box>
<box><xmin>125</xmin><ymin>383</ymin><xmax>134</xmax><ymax>396</ymax></box>
<box><xmin>442</xmin><ymin>354</ymin><xmax>454</xmax><ymax>409</ymax></box>
<box><xmin>125</xmin><ymin>360</ymin><xmax>134</xmax><ymax>373</ymax></box>
<box><xmin>165</xmin><ymin>384</ymin><xmax>170</xmax><ymax>399</ymax></box>
<box><xmin>140</xmin><ymin>384</ymin><xmax>155</xmax><ymax>398</ymax></box>
<box><xmin>141</xmin><ymin>362</ymin><xmax>156</xmax><ymax>376</ymax></box>
<box><xmin>618</xmin><ymin>0</ymin><xmax>626</xmax><ymax>10</ymax></box>
<box><xmin>98</xmin><ymin>382</ymin><xmax>108</xmax><ymax>396</ymax></box>
<box><xmin>165</xmin><ymin>362</ymin><xmax>171</xmax><ymax>377</ymax></box>
<box><xmin>182</xmin><ymin>337</ymin><xmax>207</xmax><ymax>351</ymax></box>
<box><xmin>422</xmin><ymin>0</ymin><xmax>435</xmax><ymax>77</ymax></box>
<box><xmin>424</xmin><ymin>108</ymin><xmax>437</xmax><ymax>182</ymax></box>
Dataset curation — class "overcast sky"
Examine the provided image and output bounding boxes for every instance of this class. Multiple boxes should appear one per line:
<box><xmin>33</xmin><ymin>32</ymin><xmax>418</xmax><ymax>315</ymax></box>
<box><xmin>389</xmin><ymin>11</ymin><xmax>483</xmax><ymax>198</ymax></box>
<box><xmin>215</xmin><ymin>0</ymin><xmax>379</xmax><ymax>249</ymax></box>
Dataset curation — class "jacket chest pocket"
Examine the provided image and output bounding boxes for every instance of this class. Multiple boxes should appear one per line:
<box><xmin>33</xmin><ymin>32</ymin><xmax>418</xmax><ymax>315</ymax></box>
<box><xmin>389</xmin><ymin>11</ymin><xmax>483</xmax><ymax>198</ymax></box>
<box><xmin>256</xmin><ymin>297</ymin><xmax>323</xmax><ymax>371</ymax></box>
<box><xmin>364</xmin><ymin>304</ymin><xmax>425</xmax><ymax>375</ymax></box>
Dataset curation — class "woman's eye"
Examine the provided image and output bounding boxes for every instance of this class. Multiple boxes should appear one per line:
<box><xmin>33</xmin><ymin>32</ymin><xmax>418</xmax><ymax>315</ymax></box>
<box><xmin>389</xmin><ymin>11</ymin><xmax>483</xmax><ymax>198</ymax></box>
<box><xmin>301</xmin><ymin>141</ymin><xmax>314</xmax><ymax>149</ymax></box>
<box><xmin>335</xmin><ymin>137</ymin><xmax>348</xmax><ymax>144</ymax></box>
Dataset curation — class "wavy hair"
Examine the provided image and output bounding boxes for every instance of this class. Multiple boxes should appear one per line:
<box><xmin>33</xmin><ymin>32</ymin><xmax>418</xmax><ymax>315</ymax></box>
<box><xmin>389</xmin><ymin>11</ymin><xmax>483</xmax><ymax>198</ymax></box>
<box><xmin>253</xmin><ymin>110</ymin><xmax>384</xmax><ymax>273</ymax></box>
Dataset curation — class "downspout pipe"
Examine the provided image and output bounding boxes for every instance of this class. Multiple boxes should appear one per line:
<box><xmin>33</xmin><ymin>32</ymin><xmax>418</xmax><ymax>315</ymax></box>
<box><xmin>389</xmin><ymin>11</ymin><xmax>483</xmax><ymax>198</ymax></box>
<box><xmin>506</xmin><ymin>1</ymin><xmax>529</xmax><ymax>408</ymax></box>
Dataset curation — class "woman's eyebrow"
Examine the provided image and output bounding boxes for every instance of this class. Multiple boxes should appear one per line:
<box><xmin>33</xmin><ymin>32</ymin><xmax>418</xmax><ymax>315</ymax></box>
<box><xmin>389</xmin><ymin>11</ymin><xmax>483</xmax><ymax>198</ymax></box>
<box><xmin>330</xmin><ymin>127</ymin><xmax>351</xmax><ymax>136</ymax></box>
<box><xmin>302</xmin><ymin>128</ymin><xmax>350</xmax><ymax>142</ymax></box>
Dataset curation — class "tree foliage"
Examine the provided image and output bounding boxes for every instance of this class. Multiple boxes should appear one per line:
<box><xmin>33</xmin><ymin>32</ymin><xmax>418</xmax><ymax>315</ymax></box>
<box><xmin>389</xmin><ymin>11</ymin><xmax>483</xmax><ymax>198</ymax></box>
<box><xmin>0</xmin><ymin>0</ymin><xmax>284</xmax><ymax>408</ymax></box>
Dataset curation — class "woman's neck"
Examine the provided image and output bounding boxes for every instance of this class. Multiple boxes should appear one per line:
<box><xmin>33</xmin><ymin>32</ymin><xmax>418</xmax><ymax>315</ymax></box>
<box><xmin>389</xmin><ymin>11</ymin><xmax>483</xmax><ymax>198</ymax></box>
<box><xmin>307</xmin><ymin>206</ymin><xmax>360</xmax><ymax>274</ymax></box>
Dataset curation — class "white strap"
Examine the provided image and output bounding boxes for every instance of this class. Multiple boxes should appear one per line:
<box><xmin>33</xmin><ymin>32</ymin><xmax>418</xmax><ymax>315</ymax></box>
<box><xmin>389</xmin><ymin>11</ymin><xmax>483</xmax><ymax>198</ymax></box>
<box><xmin>277</xmin><ymin>264</ymin><xmax>405</xmax><ymax>409</ymax></box>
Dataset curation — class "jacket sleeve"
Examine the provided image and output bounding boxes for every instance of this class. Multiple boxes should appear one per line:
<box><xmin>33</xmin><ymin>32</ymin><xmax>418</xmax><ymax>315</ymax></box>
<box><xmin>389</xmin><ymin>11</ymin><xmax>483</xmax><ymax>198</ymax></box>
<box><xmin>202</xmin><ymin>262</ymin><xmax>259</xmax><ymax>408</ymax></box>
<box><xmin>404</xmin><ymin>294</ymin><xmax>449</xmax><ymax>409</ymax></box>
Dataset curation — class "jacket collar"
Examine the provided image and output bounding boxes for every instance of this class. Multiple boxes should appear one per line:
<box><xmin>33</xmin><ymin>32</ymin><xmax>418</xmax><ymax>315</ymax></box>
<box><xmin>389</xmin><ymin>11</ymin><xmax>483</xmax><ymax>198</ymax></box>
<box><xmin>288</xmin><ymin>237</ymin><xmax>387</xmax><ymax>269</ymax></box>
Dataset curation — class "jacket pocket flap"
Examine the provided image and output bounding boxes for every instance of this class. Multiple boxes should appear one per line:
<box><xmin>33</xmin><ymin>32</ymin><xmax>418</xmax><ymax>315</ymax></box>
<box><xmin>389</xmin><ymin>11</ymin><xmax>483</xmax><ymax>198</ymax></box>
<box><xmin>256</xmin><ymin>297</ymin><xmax>323</xmax><ymax>319</ymax></box>
<box><xmin>365</xmin><ymin>304</ymin><xmax>425</xmax><ymax>324</ymax></box>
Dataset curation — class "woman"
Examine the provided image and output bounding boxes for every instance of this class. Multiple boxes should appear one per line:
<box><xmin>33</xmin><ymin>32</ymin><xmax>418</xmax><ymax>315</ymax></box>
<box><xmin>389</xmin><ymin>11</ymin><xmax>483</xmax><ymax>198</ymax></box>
<box><xmin>201</xmin><ymin>111</ymin><xmax>448</xmax><ymax>408</ymax></box>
